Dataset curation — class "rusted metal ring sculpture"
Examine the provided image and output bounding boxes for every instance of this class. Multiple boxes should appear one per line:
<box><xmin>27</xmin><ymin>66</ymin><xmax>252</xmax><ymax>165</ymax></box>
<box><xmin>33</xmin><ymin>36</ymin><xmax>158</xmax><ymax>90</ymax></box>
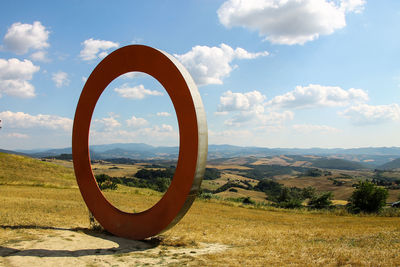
<box><xmin>72</xmin><ymin>45</ymin><xmax>208</xmax><ymax>240</ymax></box>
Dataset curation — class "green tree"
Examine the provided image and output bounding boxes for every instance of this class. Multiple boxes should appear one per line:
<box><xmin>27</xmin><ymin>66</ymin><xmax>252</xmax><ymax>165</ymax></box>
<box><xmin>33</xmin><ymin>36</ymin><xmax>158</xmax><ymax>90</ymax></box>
<box><xmin>347</xmin><ymin>181</ymin><xmax>388</xmax><ymax>213</ymax></box>
<box><xmin>301</xmin><ymin>186</ymin><xmax>316</xmax><ymax>199</ymax></box>
<box><xmin>95</xmin><ymin>174</ymin><xmax>117</xmax><ymax>190</ymax></box>
<box><xmin>308</xmin><ymin>192</ymin><xmax>333</xmax><ymax>209</ymax></box>
<box><xmin>276</xmin><ymin>187</ymin><xmax>302</xmax><ymax>209</ymax></box>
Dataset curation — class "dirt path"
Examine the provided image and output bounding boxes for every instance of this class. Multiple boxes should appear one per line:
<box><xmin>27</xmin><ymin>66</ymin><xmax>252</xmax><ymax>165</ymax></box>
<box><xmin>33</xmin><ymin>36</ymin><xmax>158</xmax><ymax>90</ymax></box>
<box><xmin>0</xmin><ymin>227</ymin><xmax>228</xmax><ymax>266</ymax></box>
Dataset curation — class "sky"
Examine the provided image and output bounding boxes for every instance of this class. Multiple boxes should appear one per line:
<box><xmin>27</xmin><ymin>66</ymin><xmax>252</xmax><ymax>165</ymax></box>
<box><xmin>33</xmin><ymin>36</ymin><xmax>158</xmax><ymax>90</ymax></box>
<box><xmin>0</xmin><ymin>0</ymin><xmax>399</xmax><ymax>150</ymax></box>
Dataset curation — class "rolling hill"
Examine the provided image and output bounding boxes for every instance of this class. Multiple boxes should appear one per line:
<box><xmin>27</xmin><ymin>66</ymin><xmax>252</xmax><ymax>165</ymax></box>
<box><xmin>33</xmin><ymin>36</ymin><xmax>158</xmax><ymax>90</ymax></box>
<box><xmin>0</xmin><ymin>152</ymin><xmax>76</xmax><ymax>188</ymax></box>
<box><xmin>378</xmin><ymin>157</ymin><xmax>400</xmax><ymax>170</ymax></box>
<box><xmin>16</xmin><ymin>143</ymin><xmax>400</xmax><ymax>167</ymax></box>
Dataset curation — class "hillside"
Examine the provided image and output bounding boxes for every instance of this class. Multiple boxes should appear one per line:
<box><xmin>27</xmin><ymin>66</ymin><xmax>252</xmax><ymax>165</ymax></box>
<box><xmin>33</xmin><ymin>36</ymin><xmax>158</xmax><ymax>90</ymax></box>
<box><xmin>0</xmin><ymin>152</ymin><xmax>76</xmax><ymax>188</ymax></box>
<box><xmin>378</xmin><ymin>157</ymin><xmax>400</xmax><ymax>170</ymax></box>
<box><xmin>19</xmin><ymin>143</ymin><xmax>400</xmax><ymax>166</ymax></box>
<box><xmin>0</xmin><ymin>154</ymin><xmax>400</xmax><ymax>266</ymax></box>
<box><xmin>311</xmin><ymin>158</ymin><xmax>366</xmax><ymax>170</ymax></box>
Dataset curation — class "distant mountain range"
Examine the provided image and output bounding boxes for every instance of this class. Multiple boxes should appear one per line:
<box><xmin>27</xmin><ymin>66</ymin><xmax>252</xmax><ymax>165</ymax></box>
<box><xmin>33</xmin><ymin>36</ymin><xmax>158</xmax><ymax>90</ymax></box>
<box><xmin>9</xmin><ymin>143</ymin><xmax>400</xmax><ymax>168</ymax></box>
<box><xmin>378</xmin><ymin>158</ymin><xmax>400</xmax><ymax>170</ymax></box>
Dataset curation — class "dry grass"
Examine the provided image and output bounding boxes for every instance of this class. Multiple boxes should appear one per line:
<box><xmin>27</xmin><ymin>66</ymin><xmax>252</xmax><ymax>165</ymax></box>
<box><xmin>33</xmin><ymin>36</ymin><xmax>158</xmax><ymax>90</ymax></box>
<box><xmin>47</xmin><ymin>158</ymin><xmax>142</xmax><ymax>178</ymax></box>
<box><xmin>91</xmin><ymin>162</ymin><xmax>141</xmax><ymax>177</ymax></box>
<box><xmin>279</xmin><ymin>176</ymin><xmax>356</xmax><ymax>200</ymax></box>
<box><xmin>206</xmin><ymin>164</ymin><xmax>252</xmax><ymax>170</ymax></box>
<box><xmin>2</xmin><ymin>153</ymin><xmax>400</xmax><ymax>266</ymax></box>
<box><xmin>0</xmin><ymin>153</ymin><xmax>76</xmax><ymax>188</ymax></box>
<box><xmin>1</xmin><ymin>184</ymin><xmax>400</xmax><ymax>266</ymax></box>
<box><xmin>215</xmin><ymin>187</ymin><xmax>267</xmax><ymax>203</ymax></box>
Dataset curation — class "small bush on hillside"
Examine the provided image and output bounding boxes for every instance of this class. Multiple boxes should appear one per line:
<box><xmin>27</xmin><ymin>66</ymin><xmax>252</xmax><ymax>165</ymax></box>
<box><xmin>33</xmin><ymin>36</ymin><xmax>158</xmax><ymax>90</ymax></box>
<box><xmin>203</xmin><ymin>168</ymin><xmax>222</xmax><ymax>180</ymax></box>
<box><xmin>276</xmin><ymin>187</ymin><xmax>303</xmax><ymax>209</ymax></box>
<box><xmin>242</xmin><ymin>197</ymin><xmax>255</xmax><ymax>205</ymax></box>
<box><xmin>95</xmin><ymin>174</ymin><xmax>117</xmax><ymax>190</ymax></box>
<box><xmin>301</xmin><ymin>186</ymin><xmax>316</xmax><ymax>199</ymax></box>
<box><xmin>308</xmin><ymin>192</ymin><xmax>334</xmax><ymax>209</ymax></box>
<box><xmin>347</xmin><ymin>181</ymin><xmax>388</xmax><ymax>213</ymax></box>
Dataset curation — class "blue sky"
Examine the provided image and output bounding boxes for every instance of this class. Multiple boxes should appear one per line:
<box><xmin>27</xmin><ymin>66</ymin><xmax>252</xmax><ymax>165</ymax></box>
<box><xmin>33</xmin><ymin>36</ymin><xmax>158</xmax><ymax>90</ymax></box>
<box><xmin>0</xmin><ymin>0</ymin><xmax>399</xmax><ymax>150</ymax></box>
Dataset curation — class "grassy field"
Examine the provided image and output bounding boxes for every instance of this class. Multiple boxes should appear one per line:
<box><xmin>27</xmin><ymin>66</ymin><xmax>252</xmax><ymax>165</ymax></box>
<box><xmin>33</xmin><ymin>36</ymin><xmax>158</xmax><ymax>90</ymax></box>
<box><xmin>1</xmin><ymin>153</ymin><xmax>400</xmax><ymax>266</ymax></box>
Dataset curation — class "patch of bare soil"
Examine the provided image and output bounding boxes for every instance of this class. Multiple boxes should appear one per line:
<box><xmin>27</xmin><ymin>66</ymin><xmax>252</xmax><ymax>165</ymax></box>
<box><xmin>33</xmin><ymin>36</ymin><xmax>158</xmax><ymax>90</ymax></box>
<box><xmin>0</xmin><ymin>227</ymin><xmax>229</xmax><ymax>266</ymax></box>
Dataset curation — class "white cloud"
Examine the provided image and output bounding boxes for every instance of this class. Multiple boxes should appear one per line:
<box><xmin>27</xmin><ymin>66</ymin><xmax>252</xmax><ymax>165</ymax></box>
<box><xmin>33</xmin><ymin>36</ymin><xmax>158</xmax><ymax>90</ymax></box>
<box><xmin>217</xmin><ymin>0</ymin><xmax>365</xmax><ymax>45</ymax></box>
<box><xmin>267</xmin><ymin>84</ymin><xmax>368</xmax><ymax>109</ymax></box>
<box><xmin>218</xmin><ymin>90</ymin><xmax>266</xmax><ymax>112</ymax></box>
<box><xmin>94</xmin><ymin>116</ymin><xmax>121</xmax><ymax>130</ymax></box>
<box><xmin>160</xmin><ymin>124</ymin><xmax>173</xmax><ymax>132</ymax></box>
<box><xmin>225</xmin><ymin>109</ymin><xmax>294</xmax><ymax>127</ymax></box>
<box><xmin>174</xmin><ymin>43</ymin><xmax>268</xmax><ymax>86</ymax></box>
<box><xmin>3</xmin><ymin>21</ymin><xmax>50</xmax><ymax>54</ymax></box>
<box><xmin>340</xmin><ymin>0</ymin><xmax>366</xmax><ymax>13</ymax></box>
<box><xmin>6</xmin><ymin>132</ymin><xmax>29</xmax><ymax>139</ymax></box>
<box><xmin>340</xmin><ymin>104</ymin><xmax>400</xmax><ymax>125</ymax></box>
<box><xmin>121</xmin><ymin>72</ymin><xmax>146</xmax><ymax>79</ymax></box>
<box><xmin>90</xmin><ymin>124</ymin><xmax>178</xmax><ymax>146</ymax></box>
<box><xmin>114</xmin><ymin>84</ymin><xmax>163</xmax><ymax>99</ymax></box>
<box><xmin>79</xmin><ymin>38</ymin><xmax>119</xmax><ymax>61</ymax></box>
<box><xmin>0</xmin><ymin>111</ymin><xmax>72</xmax><ymax>131</ymax></box>
<box><xmin>217</xmin><ymin>89</ymin><xmax>293</xmax><ymax>127</ymax></box>
<box><xmin>292</xmin><ymin>124</ymin><xmax>340</xmax><ymax>133</ymax></box>
<box><xmin>126</xmin><ymin>116</ymin><xmax>148</xmax><ymax>128</ymax></box>
<box><xmin>30</xmin><ymin>50</ymin><xmax>48</xmax><ymax>62</ymax></box>
<box><xmin>157</xmin><ymin>112</ymin><xmax>172</xmax><ymax>117</ymax></box>
<box><xmin>52</xmin><ymin>71</ymin><xmax>69</xmax><ymax>88</ymax></box>
<box><xmin>0</xmin><ymin>58</ymin><xmax>40</xmax><ymax>98</ymax></box>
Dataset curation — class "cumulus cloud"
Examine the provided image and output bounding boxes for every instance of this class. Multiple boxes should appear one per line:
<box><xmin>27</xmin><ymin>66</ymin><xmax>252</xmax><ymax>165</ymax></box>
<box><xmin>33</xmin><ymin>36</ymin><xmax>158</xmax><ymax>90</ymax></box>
<box><xmin>121</xmin><ymin>72</ymin><xmax>146</xmax><ymax>79</ymax></box>
<box><xmin>90</xmin><ymin>124</ymin><xmax>178</xmax><ymax>145</ymax></box>
<box><xmin>30</xmin><ymin>50</ymin><xmax>48</xmax><ymax>62</ymax></box>
<box><xmin>52</xmin><ymin>71</ymin><xmax>69</xmax><ymax>88</ymax></box>
<box><xmin>93</xmin><ymin>116</ymin><xmax>121</xmax><ymax>130</ymax></box>
<box><xmin>0</xmin><ymin>111</ymin><xmax>72</xmax><ymax>131</ymax></box>
<box><xmin>225</xmin><ymin>109</ymin><xmax>294</xmax><ymax>127</ymax></box>
<box><xmin>292</xmin><ymin>124</ymin><xmax>340</xmax><ymax>133</ymax></box>
<box><xmin>174</xmin><ymin>43</ymin><xmax>268</xmax><ymax>86</ymax></box>
<box><xmin>79</xmin><ymin>38</ymin><xmax>119</xmax><ymax>61</ymax></box>
<box><xmin>157</xmin><ymin>112</ymin><xmax>171</xmax><ymax>117</ymax></box>
<box><xmin>3</xmin><ymin>21</ymin><xmax>50</xmax><ymax>54</ymax></box>
<box><xmin>217</xmin><ymin>0</ymin><xmax>365</xmax><ymax>45</ymax></box>
<box><xmin>218</xmin><ymin>90</ymin><xmax>266</xmax><ymax>112</ymax></box>
<box><xmin>217</xmin><ymin>89</ymin><xmax>293</xmax><ymax>127</ymax></box>
<box><xmin>267</xmin><ymin>84</ymin><xmax>368</xmax><ymax>109</ymax></box>
<box><xmin>340</xmin><ymin>104</ymin><xmax>400</xmax><ymax>125</ymax></box>
<box><xmin>340</xmin><ymin>0</ymin><xmax>366</xmax><ymax>13</ymax></box>
<box><xmin>114</xmin><ymin>84</ymin><xmax>163</xmax><ymax>99</ymax></box>
<box><xmin>126</xmin><ymin>116</ymin><xmax>148</xmax><ymax>128</ymax></box>
<box><xmin>0</xmin><ymin>58</ymin><xmax>40</xmax><ymax>98</ymax></box>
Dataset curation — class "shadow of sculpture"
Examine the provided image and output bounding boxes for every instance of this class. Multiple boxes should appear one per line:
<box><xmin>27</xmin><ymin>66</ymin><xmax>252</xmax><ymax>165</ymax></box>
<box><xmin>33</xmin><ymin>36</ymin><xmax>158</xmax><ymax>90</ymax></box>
<box><xmin>0</xmin><ymin>225</ymin><xmax>161</xmax><ymax>258</ymax></box>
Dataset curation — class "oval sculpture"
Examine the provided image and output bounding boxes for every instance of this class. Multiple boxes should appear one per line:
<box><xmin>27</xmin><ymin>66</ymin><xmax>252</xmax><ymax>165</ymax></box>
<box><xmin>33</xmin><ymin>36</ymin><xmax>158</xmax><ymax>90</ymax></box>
<box><xmin>72</xmin><ymin>45</ymin><xmax>208</xmax><ymax>240</ymax></box>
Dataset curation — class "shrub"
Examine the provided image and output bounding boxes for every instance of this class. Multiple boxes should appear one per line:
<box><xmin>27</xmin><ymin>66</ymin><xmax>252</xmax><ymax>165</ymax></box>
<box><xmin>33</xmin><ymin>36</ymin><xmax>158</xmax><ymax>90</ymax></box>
<box><xmin>203</xmin><ymin>168</ymin><xmax>221</xmax><ymax>180</ymax></box>
<box><xmin>347</xmin><ymin>181</ymin><xmax>388</xmax><ymax>213</ymax></box>
<box><xmin>308</xmin><ymin>192</ymin><xmax>333</xmax><ymax>209</ymax></box>
<box><xmin>242</xmin><ymin>197</ymin><xmax>255</xmax><ymax>205</ymax></box>
<box><xmin>276</xmin><ymin>187</ymin><xmax>303</xmax><ymax>209</ymax></box>
<box><xmin>95</xmin><ymin>174</ymin><xmax>117</xmax><ymax>190</ymax></box>
<box><xmin>301</xmin><ymin>186</ymin><xmax>316</xmax><ymax>199</ymax></box>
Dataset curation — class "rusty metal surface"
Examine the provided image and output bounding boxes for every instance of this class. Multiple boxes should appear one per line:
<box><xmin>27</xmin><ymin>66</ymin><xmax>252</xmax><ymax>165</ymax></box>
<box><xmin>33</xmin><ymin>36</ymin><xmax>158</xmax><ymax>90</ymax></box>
<box><xmin>72</xmin><ymin>45</ymin><xmax>208</xmax><ymax>240</ymax></box>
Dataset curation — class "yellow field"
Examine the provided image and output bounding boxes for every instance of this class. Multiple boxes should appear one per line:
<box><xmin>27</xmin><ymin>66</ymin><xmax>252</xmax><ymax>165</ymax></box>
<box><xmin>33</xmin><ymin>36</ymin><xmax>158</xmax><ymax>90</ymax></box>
<box><xmin>215</xmin><ymin>187</ymin><xmax>268</xmax><ymax>203</ymax></box>
<box><xmin>46</xmin><ymin>158</ymin><xmax>142</xmax><ymax>178</ymax></box>
<box><xmin>1</xmin><ymin>185</ymin><xmax>400</xmax><ymax>266</ymax></box>
<box><xmin>1</xmin><ymin>153</ymin><xmax>400</xmax><ymax>266</ymax></box>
